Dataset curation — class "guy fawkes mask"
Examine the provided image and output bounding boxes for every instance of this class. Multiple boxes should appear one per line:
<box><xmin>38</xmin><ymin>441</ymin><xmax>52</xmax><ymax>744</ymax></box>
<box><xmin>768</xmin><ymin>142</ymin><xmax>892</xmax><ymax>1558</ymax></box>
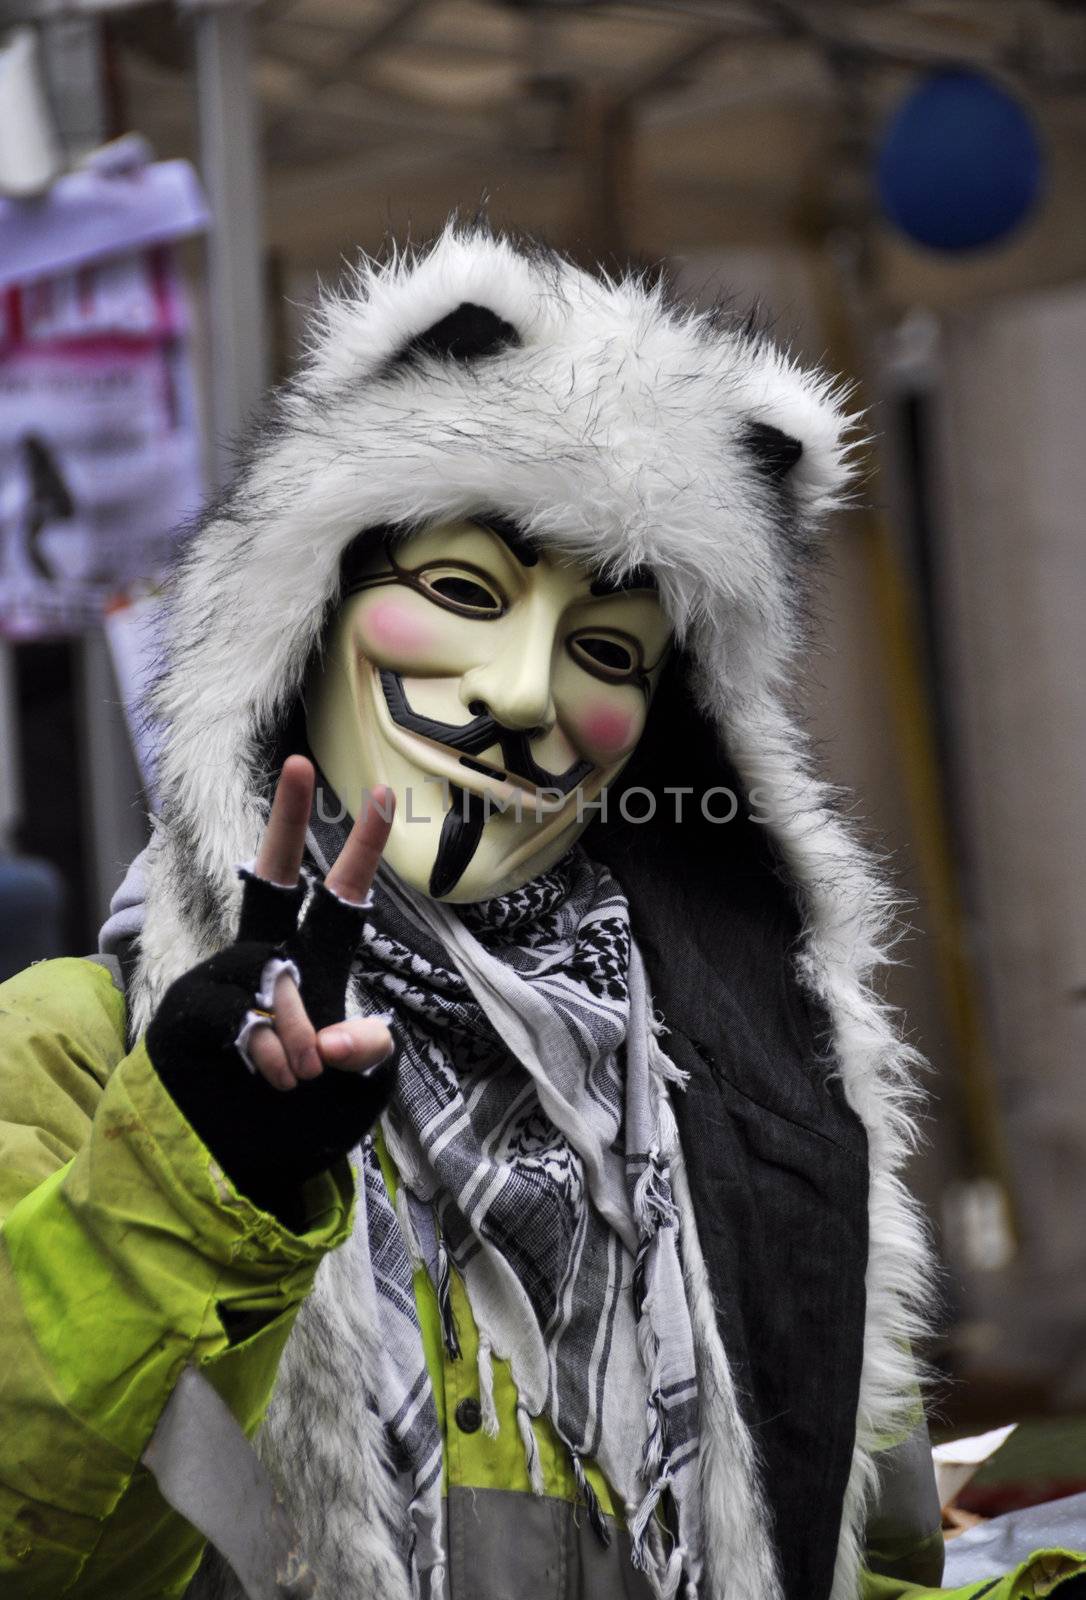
<box><xmin>305</xmin><ymin>517</ymin><xmax>671</xmax><ymax>901</ymax></box>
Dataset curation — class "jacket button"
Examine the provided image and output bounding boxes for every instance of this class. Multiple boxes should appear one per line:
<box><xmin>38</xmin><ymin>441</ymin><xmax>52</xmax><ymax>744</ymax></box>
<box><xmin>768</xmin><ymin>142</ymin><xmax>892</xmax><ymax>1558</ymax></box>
<box><xmin>455</xmin><ymin>1397</ymin><xmax>482</xmax><ymax>1434</ymax></box>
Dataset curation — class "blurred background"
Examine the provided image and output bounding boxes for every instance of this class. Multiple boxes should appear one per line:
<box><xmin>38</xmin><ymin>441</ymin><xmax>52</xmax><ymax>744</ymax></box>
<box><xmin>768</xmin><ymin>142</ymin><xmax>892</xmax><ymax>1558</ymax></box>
<box><xmin>1</xmin><ymin>0</ymin><xmax>1084</xmax><ymax>1508</ymax></box>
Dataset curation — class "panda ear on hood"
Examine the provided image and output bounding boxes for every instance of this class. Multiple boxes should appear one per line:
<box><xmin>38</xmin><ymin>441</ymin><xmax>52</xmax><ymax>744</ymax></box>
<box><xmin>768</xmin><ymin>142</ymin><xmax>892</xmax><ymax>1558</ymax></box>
<box><xmin>388</xmin><ymin>300</ymin><xmax>521</xmax><ymax>371</ymax></box>
<box><xmin>741</xmin><ymin>420</ymin><xmax>804</xmax><ymax>483</ymax></box>
<box><xmin>728</xmin><ymin>334</ymin><xmax>861</xmax><ymax>520</ymax></box>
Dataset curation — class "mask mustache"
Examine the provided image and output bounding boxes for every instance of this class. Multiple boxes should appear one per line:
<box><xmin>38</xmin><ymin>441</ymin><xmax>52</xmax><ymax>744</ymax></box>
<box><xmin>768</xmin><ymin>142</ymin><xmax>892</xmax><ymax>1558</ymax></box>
<box><xmin>379</xmin><ymin>670</ymin><xmax>593</xmax><ymax>797</ymax></box>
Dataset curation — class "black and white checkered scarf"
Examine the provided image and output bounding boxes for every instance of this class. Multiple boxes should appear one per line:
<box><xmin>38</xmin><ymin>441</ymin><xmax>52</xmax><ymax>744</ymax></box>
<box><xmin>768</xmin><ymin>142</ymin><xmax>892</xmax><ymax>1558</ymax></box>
<box><xmin>307</xmin><ymin>819</ymin><xmax>702</xmax><ymax>1600</ymax></box>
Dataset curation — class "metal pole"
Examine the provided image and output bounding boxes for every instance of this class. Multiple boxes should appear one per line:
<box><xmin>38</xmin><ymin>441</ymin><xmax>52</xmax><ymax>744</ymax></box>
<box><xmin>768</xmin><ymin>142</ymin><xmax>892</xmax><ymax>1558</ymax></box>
<box><xmin>78</xmin><ymin>627</ymin><xmax>148</xmax><ymax>929</ymax></box>
<box><xmin>0</xmin><ymin>640</ymin><xmax>19</xmax><ymax>855</ymax></box>
<box><xmin>190</xmin><ymin>2</ymin><xmax>268</xmax><ymax>486</ymax></box>
<box><xmin>34</xmin><ymin>12</ymin><xmax>151</xmax><ymax>933</ymax></box>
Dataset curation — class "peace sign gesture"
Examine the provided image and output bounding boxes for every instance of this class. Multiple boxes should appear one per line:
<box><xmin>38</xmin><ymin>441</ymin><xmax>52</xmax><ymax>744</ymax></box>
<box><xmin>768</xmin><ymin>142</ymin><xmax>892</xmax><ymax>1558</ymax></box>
<box><xmin>246</xmin><ymin>756</ymin><xmax>395</xmax><ymax>1090</ymax></box>
<box><xmin>146</xmin><ymin>756</ymin><xmax>399</xmax><ymax>1222</ymax></box>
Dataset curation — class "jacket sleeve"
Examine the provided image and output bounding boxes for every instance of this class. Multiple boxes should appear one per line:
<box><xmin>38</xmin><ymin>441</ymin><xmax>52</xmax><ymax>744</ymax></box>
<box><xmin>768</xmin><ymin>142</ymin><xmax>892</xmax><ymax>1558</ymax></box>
<box><xmin>865</xmin><ymin>1406</ymin><xmax>945</xmax><ymax>1589</ymax></box>
<box><xmin>0</xmin><ymin>957</ymin><xmax>354</xmax><ymax>1599</ymax></box>
<box><xmin>861</xmin><ymin>1551</ymin><xmax>1086</xmax><ymax>1599</ymax></box>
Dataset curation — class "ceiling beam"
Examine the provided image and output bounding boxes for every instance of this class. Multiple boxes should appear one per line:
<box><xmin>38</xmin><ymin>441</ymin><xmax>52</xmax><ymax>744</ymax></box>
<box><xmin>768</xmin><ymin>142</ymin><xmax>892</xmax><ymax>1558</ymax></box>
<box><xmin>264</xmin><ymin>0</ymin><xmax>431</xmax><ymax>140</ymax></box>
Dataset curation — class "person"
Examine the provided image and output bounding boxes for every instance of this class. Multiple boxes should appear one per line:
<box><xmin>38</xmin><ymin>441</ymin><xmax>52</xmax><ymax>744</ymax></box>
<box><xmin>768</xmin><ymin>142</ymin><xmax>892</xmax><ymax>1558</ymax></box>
<box><xmin>2</xmin><ymin>224</ymin><xmax>1079</xmax><ymax>1600</ymax></box>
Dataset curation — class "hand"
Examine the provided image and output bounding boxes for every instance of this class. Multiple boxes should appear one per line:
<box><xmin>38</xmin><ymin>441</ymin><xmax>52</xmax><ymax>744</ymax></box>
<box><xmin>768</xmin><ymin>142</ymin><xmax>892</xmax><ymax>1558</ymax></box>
<box><xmin>146</xmin><ymin>756</ymin><xmax>398</xmax><ymax>1220</ymax></box>
<box><xmin>245</xmin><ymin>756</ymin><xmax>394</xmax><ymax>1090</ymax></box>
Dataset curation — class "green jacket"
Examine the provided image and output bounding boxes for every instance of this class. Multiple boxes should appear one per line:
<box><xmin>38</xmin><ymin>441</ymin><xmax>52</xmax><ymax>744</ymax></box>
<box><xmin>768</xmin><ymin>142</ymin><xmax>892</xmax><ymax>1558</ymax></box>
<box><xmin>1</xmin><ymin>956</ymin><xmax>1083</xmax><ymax>1600</ymax></box>
<box><xmin>0</xmin><ymin>956</ymin><xmax>352</xmax><ymax>1596</ymax></box>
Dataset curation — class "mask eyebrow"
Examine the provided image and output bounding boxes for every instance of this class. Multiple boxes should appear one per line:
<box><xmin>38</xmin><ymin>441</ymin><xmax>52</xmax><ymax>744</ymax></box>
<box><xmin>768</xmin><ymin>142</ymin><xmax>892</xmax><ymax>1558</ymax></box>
<box><xmin>589</xmin><ymin>564</ymin><xmax>658</xmax><ymax>597</ymax></box>
<box><xmin>468</xmin><ymin>512</ymin><xmax>658</xmax><ymax>595</ymax></box>
<box><xmin>470</xmin><ymin>513</ymin><xmax>539</xmax><ymax>568</ymax></box>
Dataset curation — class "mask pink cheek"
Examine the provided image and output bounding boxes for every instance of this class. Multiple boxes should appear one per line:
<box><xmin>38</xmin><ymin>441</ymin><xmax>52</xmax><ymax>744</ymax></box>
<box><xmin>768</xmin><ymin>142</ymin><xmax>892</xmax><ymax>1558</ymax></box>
<box><xmin>357</xmin><ymin>600</ymin><xmax>435</xmax><ymax>663</ymax></box>
<box><xmin>577</xmin><ymin>704</ymin><xmax>641</xmax><ymax>763</ymax></box>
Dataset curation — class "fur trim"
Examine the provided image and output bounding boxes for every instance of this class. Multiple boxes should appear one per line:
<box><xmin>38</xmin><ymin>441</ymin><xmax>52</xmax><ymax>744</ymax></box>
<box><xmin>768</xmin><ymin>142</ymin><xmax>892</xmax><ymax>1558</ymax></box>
<box><xmin>135</xmin><ymin>220</ymin><xmax>930</xmax><ymax>1599</ymax></box>
<box><xmin>670</xmin><ymin>1135</ymin><xmax>782</xmax><ymax>1600</ymax></box>
<box><xmin>189</xmin><ymin>1159</ymin><xmax>414</xmax><ymax>1600</ymax></box>
<box><xmin>719</xmin><ymin>699</ymin><xmax>933</xmax><ymax>1600</ymax></box>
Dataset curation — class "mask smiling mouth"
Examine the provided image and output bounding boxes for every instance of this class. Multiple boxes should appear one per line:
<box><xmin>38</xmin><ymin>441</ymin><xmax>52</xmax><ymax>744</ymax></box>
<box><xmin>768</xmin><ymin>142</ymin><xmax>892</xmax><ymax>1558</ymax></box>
<box><xmin>376</xmin><ymin>668</ymin><xmax>594</xmax><ymax>800</ymax></box>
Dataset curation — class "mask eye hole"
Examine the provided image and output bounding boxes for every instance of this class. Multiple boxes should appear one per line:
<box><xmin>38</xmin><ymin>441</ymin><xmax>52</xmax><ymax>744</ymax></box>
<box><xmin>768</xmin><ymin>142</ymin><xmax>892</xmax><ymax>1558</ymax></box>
<box><xmin>568</xmin><ymin>632</ymin><xmax>642</xmax><ymax>682</ymax></box>
<box><xmin>418</xmin><ymin>566</ymin><xmax>506</xmax><ymax>618</ymax></box>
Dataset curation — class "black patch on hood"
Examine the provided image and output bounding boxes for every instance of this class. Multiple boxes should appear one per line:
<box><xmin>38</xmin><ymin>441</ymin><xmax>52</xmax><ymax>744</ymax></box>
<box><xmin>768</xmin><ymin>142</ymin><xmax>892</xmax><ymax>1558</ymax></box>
<box><xmin>743</xmin><ymin>420</ymin><xmax>804</xmax><ymax>482</ymax></box>
<box><xmin>390</xmin><ymin>301</ymin><xmax>521</xmax><ymax>370</ymax></box>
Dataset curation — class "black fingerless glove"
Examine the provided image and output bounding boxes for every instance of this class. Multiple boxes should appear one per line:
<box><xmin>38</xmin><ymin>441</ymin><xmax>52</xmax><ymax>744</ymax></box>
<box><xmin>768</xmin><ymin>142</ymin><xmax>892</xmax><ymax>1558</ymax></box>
<box><xmin>146</xmin><ymin>868</ymin><xmax>397</xmax><ymax>1226</ymax></box>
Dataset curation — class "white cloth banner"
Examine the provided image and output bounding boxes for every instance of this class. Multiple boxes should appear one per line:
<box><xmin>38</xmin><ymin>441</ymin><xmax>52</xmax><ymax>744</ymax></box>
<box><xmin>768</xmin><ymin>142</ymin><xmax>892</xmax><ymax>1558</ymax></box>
<box><xmin>0</xmin><ymin>145</ymin><xmax>208</xmax><ymax>641</ymax></box>
<box><xmin>0</xmin><ymin>245</ymin><xmax>205</xmax><ymax>638</ymax></box>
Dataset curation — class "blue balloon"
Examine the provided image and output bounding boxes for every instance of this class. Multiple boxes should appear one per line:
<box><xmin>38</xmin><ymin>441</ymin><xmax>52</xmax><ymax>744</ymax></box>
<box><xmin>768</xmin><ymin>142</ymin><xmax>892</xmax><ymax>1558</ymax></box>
<box><xmin>876</xmin><ymin>69</ymin><xmax>1043</xmax><ymax>251</ymax></box>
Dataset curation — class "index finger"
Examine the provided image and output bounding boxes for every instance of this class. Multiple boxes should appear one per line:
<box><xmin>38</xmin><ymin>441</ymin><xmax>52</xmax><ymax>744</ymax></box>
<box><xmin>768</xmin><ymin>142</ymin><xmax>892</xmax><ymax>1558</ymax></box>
<box><xmin>254</xmin><ymin>756</ymin><xmax>315</xmax><ymax>887</ymax></box>
<box><xmin>324</xmin><ymin>785</ymin><xmax>395</xmax><ymax>905</ymax></box>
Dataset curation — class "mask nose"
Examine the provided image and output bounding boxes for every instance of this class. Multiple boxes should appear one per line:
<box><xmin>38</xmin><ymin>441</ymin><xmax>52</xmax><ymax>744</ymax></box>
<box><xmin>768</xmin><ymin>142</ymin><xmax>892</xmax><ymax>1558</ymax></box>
<box><xmin>459</xmin><ymin>640</ymin><xmax>557</xmax><ymax>737</ymax></box>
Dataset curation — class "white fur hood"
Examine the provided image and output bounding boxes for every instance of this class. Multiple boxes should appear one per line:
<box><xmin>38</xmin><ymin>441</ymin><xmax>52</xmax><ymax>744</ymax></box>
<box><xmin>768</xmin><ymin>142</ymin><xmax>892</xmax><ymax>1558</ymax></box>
<box><xmin>136</xmin><ymin>222</ymin><xmax>864</xmax><ymax>1019</ymax></box>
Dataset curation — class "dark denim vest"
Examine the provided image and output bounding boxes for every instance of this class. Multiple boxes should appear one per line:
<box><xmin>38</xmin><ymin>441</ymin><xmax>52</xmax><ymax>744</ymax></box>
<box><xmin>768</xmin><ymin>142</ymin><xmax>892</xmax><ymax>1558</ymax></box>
<box><xmin>586</xmin><ymin>656</ymin><xmax>869</xmax><ymax>1600</ymax></box>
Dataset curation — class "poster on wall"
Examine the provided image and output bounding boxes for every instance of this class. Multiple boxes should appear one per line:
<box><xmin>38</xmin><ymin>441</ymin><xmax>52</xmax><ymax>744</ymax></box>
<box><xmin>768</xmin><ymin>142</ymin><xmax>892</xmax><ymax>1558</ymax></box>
<box><xmin>0</xmin><ymin>247</ymin><xmax>204</xmax><ymax>638</ymax></box>
<box><xmin>0</xmin><ymin>148</ymin><xmax>208</xmax><ymax>641</ymax></box>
